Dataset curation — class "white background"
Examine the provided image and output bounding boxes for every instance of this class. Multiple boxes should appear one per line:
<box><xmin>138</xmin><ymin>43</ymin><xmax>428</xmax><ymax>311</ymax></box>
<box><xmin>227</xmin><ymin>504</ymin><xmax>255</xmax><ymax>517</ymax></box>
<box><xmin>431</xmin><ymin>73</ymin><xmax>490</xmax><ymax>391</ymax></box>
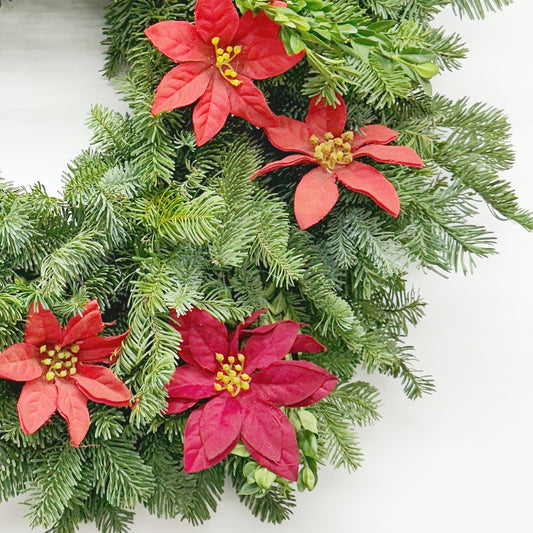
<box><xmin>1</xmin><ymin>1</ymin><xmax>533</xmax><ymax>531</ymax></box>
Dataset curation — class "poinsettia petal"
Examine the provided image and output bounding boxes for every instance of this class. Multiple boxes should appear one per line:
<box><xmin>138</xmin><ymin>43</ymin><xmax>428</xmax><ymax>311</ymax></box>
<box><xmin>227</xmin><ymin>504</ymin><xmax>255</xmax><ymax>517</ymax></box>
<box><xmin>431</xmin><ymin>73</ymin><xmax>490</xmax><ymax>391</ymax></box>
<box><xmin>17</xmin><ymin>378</ymin><xmax>57</xmax><ymax>435</ymax></box>
<box><xmin>262</xmin><ymin>115</ymin><xmax>314</xmax><ymax>155</ymax></box>
<box><xmin>227</xmin><ymin>76</ymin><xmax>278</xmax><ymax>128</ymax></box>
<box><xmin>72</xmin><ymin>364</ymin><xmax>131</xmax><ymax>407</ymax></box>
<box><xmin>194</xmin><ymin>0</ymin><xmax>239</xmax><ymax>48</ymax></box>
<box><xmin>151</xmin><ymin>63</ymin><xmax>212</xmax><ymax>115</ymax></box>
<box><xmin>335</xmin><ymin>161</ymin><xmax>400</xmax><ymax>217</ymax></box>
<box><xmin>228</xmin><ymin>309</ymin><xmax>267</xmax><ymax>355</ymax></box>
<box><xmin>351</xmin><ymin>124</ymin><xmax>398</xmax><ymax>150</ymax></box>
<box><xmin>199</xmin><ymin>395</ymin><xmax>242</xmax><ymax>460</ymax></box>
<box><xmin>166</xmin><ymin>365</ymin><xmax>217</xmax><ymax>403</ymax></box>
<box><xmin>233</xmin><ymin>10</ymin><xmax>304</xmax><ymax>80</ymax></box>
<box><xmin>240</xmin><ymin>400</ymin><xmax>282</xmax><ymax>462</ymax></box>
<box><xmin>241</xmin><ymin>320</ymin><xmax>302</xmax><ymax>373</ymax></box>
<box><xmin>251</xmin><ymin>154</ymin><xmax>315</xmax><ymax>181</ymax></box>
<box><xmin>193</xmin><ymin>73</ymin><xmax>231</xmax><ymax>146</ymax></box>
<box><xmin>290</xmin><ymin>334</ymin><xmax>325</xmax><ymax>354</ymax></box>
<box><xmin>77</xmin><ymin>331</ymin><xmax>129</xmax><ymax>363</ymax></box>
<box><xmin>145</xmin><ymin>21</ymin><xmax>212</xmax><ymax>62</ymax></box>
<box><xmin>25</xmin><ymin>302</ymin><xmax>62</xmax><ymax>347</ymax></box>
<box><xmin>0</xmin><ymin>343</ymin><xmax>42</xmax><ymax>381</ymax></box>
<box><xmin>166</xmin><ymin>398</ymin><xmax>198</xmax><ymax>414</ymax></box>
<box><xmin>353</xmin><ymin>144</ymin><xmax>424</xmax><ymax>168</ymax></box>
<box><xmin>305</xmin><ymin>95</ymin><xmax>346</xmax><ymax>137</ymax></box>
<box><xmin>253</xmin><ymin>360</ymin><xmax>337</xmax><ymax>407</ymax></box>
<box><xmin>62</xmin><ymin>309</ymin><xmax>105</xmax><ymax>348</ymax></box>
<box><xmin>294</xmin><ymin>166</ymin><xmax>339</xmax><ymax>229</ymax></box>
<box><xmin>62</xmin><ymin>300</ymin><xmax>100</xmax><ymax>336</ymax></box>
<box><xmin>56</xmin><ymin>378</ymin><xmax>90</xmax><ymax>446</ymax></box>
<box><xmin>241</xmin><ymin>402</ymin><xmax>299</xmax><ymax>481</ymax></box>
<box><xmin>184</xmin><ymin>408</ymin><xmax>222</xmax><ymax>472</ymax></box>
<box><xmin>186</xmin><ymin>310</ymin><xmax>229</xmax><ymax>372</ymax></box>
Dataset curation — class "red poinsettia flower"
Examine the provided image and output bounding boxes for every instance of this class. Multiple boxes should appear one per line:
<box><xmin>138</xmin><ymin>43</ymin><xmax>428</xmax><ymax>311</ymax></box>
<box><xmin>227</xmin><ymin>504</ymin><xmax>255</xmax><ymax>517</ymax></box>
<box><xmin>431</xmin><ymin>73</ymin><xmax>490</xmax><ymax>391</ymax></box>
<box><xmin>145</xmin><ymin>0</ymin><xmax>304</xmax><ymax>146</ymax></box>
<box><xmin>0</xmin><ymin>301</ymin><xmax>132</xmax><ymax>446</ymax></box>
<box><xmin>166</xmin><ymin>308</ymin><xmax>337</xmax><ymax>481</ymax></box>
<box><xmin>251</xmin><ymin>95</ymin><xmax>424</xmax><ymax>229</ymax></box>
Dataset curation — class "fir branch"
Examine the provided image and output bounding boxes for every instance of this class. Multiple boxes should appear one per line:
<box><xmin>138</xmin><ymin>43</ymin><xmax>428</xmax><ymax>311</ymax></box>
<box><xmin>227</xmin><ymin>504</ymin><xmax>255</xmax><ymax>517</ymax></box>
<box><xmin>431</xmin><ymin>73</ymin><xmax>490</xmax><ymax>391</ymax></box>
<box><xmin>93</xmin><ymin>439</ymin><xmax>154</xmax><ymax>508</ymax></box>
<box><xmin>449</xmin><ymin>0</ymin><xmax>513</xmax><ymax>19</ymax></box>
<box><xmin>25</xmin><ymin>446</ymin><xmax>84</xmax><ymax>529</ymax></box>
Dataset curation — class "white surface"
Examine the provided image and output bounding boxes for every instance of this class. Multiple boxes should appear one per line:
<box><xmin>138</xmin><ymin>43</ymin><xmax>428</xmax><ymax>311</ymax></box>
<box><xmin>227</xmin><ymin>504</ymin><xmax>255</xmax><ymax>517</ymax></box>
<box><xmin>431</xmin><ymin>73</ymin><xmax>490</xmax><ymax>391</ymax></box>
<box><xmin>1</xmin><ymin>1</ymin><xmax>533</xmax><ymax>532</ymax></box>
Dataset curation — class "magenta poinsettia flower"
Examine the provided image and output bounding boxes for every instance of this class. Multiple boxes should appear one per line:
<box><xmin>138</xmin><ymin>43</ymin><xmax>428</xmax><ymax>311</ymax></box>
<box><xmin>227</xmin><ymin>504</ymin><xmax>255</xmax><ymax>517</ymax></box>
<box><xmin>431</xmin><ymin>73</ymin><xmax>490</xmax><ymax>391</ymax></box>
<box><xmin>145</xmin><ymin>0</ymin><xmax>304</xmax><ymax>146</ymax></box>
<box><xmin>166</xmin><ymin>308</ymin><xmax>337</xmax><ymax>481</ymax></box>
<box><xmin>251</xmin><ymin>94</ymin><xmax>424</xmax><ymax>229</ymax></box>
<box><xmin>0</xmin><ymin>300</ymin><xmax>132</xmax><ymax>446</ymax></box>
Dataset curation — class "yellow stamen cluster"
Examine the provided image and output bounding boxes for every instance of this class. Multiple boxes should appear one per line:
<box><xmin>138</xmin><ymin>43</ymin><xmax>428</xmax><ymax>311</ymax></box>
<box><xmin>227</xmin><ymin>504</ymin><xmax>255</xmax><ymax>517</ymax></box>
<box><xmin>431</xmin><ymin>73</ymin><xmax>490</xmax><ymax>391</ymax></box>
<box><xmin>310</xmin><ymin>131</ymin><xmax>355</xmax><ymax>171</ymax></box>
<box><xmin>213</xmin><ymin>353</ymin><xmax>251</xmax><ymax>397</ymax></box>
<box><xmin>40</xmin><ymin>343</ymin><xmax>79</xmax><ymax>381</ymax></box>
<box><xmin>211</xmin><ymin>36</ymin><xmax>242</xmax><ymax>86</ymax></box>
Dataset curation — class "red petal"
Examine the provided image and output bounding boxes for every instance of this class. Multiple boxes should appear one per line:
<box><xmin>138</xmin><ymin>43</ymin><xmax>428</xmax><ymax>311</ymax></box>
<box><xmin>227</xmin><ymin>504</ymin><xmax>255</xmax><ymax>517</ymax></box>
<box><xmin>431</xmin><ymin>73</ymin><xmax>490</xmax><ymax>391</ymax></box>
<box><xmin>193</xmin><ymin>73</ymin><xmax>231</xmax><ymax>146</ymax></box>
<box><xmin>166</xmin><ymin>398</ymin><xmax>198</xmax><ymax>414</ymax></box>
<box><xmin>251</xmin><ymin>154</ymin><xmax>315</xmax><ymax>181</ymax></box>
<box><xmin>351</xmin><ymin>124</ymin><xmax>398</xmax><ymax>150</ymax></box>
<box><xmin>200</xmin><ymin>396</ymin><xmax>242</xmax><ymax>460</ymax></box>
<box><xmin>305</xmin><ymin>95</ymin><xmax>346</xmax><ymax>137</ymax></box>
<box><xmin>241</xmin><ymin>320</ymin><xmax>301</xmax><ymax>373</ymax></box>
<box><xmin>227</xmin><ymin>76</ymin><xmax>278</xmax><ymax>128</ymax></box>
<box><xmin>335</xmin><ymin>161</ymin><xmax>400</xmax><ymax>217</ymax></box>
<box><xmin>25</xmin><ymin>302</ymin><xmax>61</xmax><ymax>347</ymax></box>
<box><xmin>145</xmin><ymin>21</ymin><xmax>212</xmax><ymax>62</ymax></box>
<box><xmin>166</xmin><ymin>365</ymin><xmax>217</xmax><ymax>404</ymax></box>
<box><xmin>353</xmin><ymin>144</ymin><xmax>424</xmax><ymax>168</ymax></box>
<box><xmin>294</xmin><ymin>166</ymin><xmax>339</xmax><ymax>229</ymax></box>
<box><xmin>228</xmin><ymin>309</ymin><xmax>267</xmax><ymax>355</ymax></box>
<box><xmin>290</xmin><ymin>334</ymin><xmax>325</xmax><ymax>354</ymax></box>
<box><xmin>17</xmin><ymin>378</ymin><xmax>57</xmax><ymax>435</ymax></box>
<box><xmin>194</xmin><ymin>0</ymin><xmax>239</xmax><ymax>48</ymax></box>
<box><xmin>241</xmin><ymin>401</ymin><xmax>282</xmax><ymax>462</ymax></box>
<box><xmin>233</xmin><ymin>10</ymin><xmax>304</xmax><ymax>80</ymax></box>
<box><xmin>188</xmin><ymin>310</ymin><xmax>229</xmax><ymax>372</ymax></box>
<box><xmin>241</xmin><ymin>402</ymin><xmax>299</xmax><ymax>481</ymax></box>
<box><xmin>151</xmin><ymin>63</ymin><xmax>212</xmax><ymax>115</ymax></box>
<box><xmin>263</xmin><ymin>115</ymin><xmax>313</xmax><ymax>154</ymax></box>
<box><xmin>172</xmin><ymin>308</ymin><xmax>227</xmax><ymax>372</ymax></box>
<box><xmin>77</xmin><ymin>331</ymin><xmax>129</xmax><ymax>364</ymax></box>
<box><xmin>183</xmin><ymin>403</ymin><xmax>238</xmax><ymax>473</ymax></box>
<box><xmin>62</xmin><ymin>309</ymin><xmax>105</xmax><ymax>347</ymax></box>
<box><xmin>72</xmin><ymin>364</ymin><xmax>131</xmax><ymax>407</ymax></box>
<box><xmin>0</xmin><ymin>343</ymin><xmax>42</xmax><ymax>381</ymax></box>
<box><xmin>56</xmin><ymin>379</ymin><xmax>90</xmax><ymax>446</ymax></box>
<box><xmin>63</xmin><ymin>300</ymin><xmax>99</xmax><ymax>336</ymax></box>
<box><xmin>253</xmin><ymin>360</ymin><xmax>337</xmax><ymax>407</ymax></box>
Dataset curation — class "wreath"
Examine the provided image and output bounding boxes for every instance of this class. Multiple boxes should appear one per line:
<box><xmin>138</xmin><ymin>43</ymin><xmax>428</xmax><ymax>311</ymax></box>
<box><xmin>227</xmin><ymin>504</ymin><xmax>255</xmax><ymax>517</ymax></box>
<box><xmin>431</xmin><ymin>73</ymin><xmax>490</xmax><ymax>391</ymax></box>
<box><xmin>0</xmin><ymin>0</ymin><xmax>530</xmax><ymax>531</ymax></box>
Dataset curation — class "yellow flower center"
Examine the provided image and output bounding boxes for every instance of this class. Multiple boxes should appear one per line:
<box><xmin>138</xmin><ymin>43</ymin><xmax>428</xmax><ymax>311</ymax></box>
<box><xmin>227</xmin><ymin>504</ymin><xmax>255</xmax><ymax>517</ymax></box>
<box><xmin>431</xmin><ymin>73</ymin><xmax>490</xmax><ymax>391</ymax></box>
<box><xmin>310</xmin><ymin>131</ymin><xmax>355</xmax><ymax>171</ymax></box>
<box><xmin>39</xmin><ymin>343</ymin><xmax>80</xmax><ymax>381</ymax></box>
<box><xmin>213</xmin><ymin>353</ymin><xmax>251</xmax><ymax>397</ymax></box>
<box><xmin>211</xmin><ymin>36</ymin><xmax>243</xmax><ymax>87</ymax></box>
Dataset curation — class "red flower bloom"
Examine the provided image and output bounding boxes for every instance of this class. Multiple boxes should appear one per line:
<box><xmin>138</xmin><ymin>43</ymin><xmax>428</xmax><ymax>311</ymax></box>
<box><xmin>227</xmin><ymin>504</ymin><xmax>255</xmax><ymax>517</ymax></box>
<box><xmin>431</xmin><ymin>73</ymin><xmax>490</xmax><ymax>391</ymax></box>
<box><xmin>251</xmin><ymin>95</ymin><xmax>424</xmax><ymax>229</ymax></box>
<box><xmin>166</xmin><ymin>308</ymin><xmax>337</xmax><ymax>481</ymax></box>
<box><xmin>0</xmin><ymin>301</ymin><xmax>132</xmax><ymax>446</ymax></box>
<box><xmin>145</xmin><ymin>0</ymin><xmax>304</xmax><ymax>146</ymax></box>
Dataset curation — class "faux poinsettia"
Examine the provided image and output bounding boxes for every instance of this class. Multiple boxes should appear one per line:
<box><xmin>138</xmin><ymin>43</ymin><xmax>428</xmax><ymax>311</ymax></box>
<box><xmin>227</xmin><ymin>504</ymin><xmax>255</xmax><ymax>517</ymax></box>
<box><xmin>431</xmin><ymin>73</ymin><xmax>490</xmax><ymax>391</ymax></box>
<box><xmin>166</xmin><ymin>308</ymin><xmax>337</xmax><ymax>481</ymax></box>
<box><xmin>0</xmin><ymin>300</ymin><xmax>132</xmax><ymax>446</ymax></box>
<box><xmin>145</xmin><ymin>0</ymin><xmax>304</xmax><ymax>146</ymax></box>
<box><xmin>251</xmin><ymin>95</ymin><xmax>424</xmax><ymax>229</ymax></box>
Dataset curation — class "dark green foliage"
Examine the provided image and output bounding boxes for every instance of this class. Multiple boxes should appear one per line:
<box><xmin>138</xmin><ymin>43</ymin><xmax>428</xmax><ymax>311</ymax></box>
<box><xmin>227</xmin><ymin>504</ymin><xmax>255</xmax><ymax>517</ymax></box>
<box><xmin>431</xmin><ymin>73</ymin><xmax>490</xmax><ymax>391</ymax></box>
<box><xmin>0</xmin><ymin>0</ymin><xmax>526</xmax><ymax>530</ymax></box>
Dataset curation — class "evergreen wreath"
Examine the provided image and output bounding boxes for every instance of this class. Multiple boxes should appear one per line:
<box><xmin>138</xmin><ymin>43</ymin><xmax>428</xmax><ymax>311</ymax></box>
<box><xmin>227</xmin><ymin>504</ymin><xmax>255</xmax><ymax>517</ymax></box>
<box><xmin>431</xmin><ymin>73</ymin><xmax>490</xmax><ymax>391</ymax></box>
<box><xmin>0</xmin><ymin>0</ymin><xmax>530</xmax><ymax>531</ymax></box>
